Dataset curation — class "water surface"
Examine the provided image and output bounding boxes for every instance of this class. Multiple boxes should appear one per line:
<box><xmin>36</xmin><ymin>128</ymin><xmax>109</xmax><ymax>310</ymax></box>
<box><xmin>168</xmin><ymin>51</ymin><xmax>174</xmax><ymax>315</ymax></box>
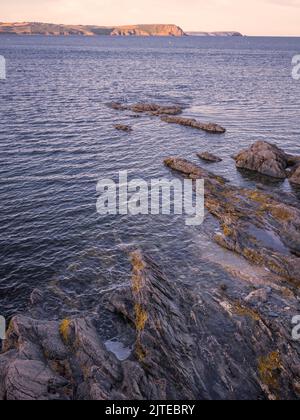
<box><xmin>0</xmin><ymin>35</ymin><xmax>299</xmax><ymax>317</ymax></box>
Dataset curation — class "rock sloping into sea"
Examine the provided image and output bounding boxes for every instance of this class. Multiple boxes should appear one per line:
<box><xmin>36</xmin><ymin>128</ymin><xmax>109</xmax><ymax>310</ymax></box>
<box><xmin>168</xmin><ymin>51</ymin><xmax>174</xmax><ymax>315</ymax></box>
<box><xmin>0</xmin><ymin>251</ymin><xmax>299</xmax><ymax>400</ymax></box>
<box><xmin>164</xmin><ymin>157</ymin><xmax>300</xmax><ymax>284</ymax></box>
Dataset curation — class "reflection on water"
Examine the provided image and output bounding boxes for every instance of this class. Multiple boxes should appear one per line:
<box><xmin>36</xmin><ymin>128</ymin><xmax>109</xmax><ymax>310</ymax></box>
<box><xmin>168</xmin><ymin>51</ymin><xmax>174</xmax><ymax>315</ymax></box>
<box><xmin>0</xmin><ymin>35</ymin><xmax>299</xmax><ymax>318</ymax></box>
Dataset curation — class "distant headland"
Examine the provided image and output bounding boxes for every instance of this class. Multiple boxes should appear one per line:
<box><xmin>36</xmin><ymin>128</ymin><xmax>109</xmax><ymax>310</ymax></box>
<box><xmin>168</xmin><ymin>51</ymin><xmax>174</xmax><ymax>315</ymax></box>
<box><xmin>0</xmin><ymin>22</ymin><xmax>243</xmax><ymax>37</ymax></box>
<box><xmin>186</xmin><ymin>31</ymin><xmax>243</xmax><ymax>37</ymax></box>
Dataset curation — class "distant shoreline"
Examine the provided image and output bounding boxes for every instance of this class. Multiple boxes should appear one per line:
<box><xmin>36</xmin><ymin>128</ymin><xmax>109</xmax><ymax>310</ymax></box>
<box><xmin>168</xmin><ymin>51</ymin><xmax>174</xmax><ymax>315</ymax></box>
<box><xmin>0</xmin><ymin>22</ymin><xmax>243</xmax><ymax>37</ymax></box>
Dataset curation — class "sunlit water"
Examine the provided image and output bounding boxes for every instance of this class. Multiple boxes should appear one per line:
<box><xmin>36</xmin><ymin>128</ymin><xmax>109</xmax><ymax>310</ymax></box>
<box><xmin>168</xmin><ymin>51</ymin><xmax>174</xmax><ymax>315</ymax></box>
<box><xmin>0</xmin><ymin>35</ymin><xmax>300</xmax><ymax>318</ymax></box>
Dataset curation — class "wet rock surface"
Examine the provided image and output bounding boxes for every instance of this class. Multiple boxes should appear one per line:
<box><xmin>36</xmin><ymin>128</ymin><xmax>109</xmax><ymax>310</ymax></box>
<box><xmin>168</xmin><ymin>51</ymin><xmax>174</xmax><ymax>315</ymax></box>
<box><xmin>197</xmin><ymin>152</ymin><xmax>222</xmax><ymax>163</ymax></box>
<box><xmin>161</xmin><ymin>116</ymin><xmax>226</xmax><ymax>134</ymax></box>
<box><xmin>234</xmin><ymin>141</ymin><xmax>300</xmax><ymax>180</ymax></box>
<box><xmin>0</xmin><ymin>251</ymin><xmax>299</xmax><ymax>400</ymax></box>
<box><xmin>164</xmin><ymin>157</ymin><xmax>300</xmax><ymax>285</ymax></box>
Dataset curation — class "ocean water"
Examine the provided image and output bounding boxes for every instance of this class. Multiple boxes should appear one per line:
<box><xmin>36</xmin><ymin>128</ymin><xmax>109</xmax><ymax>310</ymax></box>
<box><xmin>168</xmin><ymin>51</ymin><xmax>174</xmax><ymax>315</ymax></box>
<box><xmin>0</xmin><ymin>35</ymin><xmax>300</xmax><ymax>318</ymax></box>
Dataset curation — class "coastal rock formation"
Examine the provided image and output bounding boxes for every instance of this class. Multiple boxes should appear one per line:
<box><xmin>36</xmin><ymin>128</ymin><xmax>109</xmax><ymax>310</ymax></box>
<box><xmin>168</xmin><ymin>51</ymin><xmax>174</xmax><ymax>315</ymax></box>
<box><xmin>161</xmin><ymin>116</ymin><xmax>226</xmax><ymax>134</ymax></box>
<box><xmin>130</xmin><ymin>103</ymin><xmax>183</xmax><ymax>116</ymax></box>
<box><xmin>197</xmin><ymin>152</ymin><xmax>222</xmax><ymax>163</ymax></box>
<box><xmin>0</xmin><ymin>22</ymin><xmax>186</xmax><ymax>37</ymax></box>
<box><xmin>107</xmin><ymin>102</ymin><xmax>183</xmax><ymax>116</ymax></box>
<box><xmin>114</xmin><ymin>124</ymin><xmax>132</xmax><ymax>132</ymax></box>
<box><xmin>110</xmin><ymin>25</ymin><xmax>185</xmax><ymax>37</ymax></box>
<box><xmin>164</xmin><ymin>157</ymin><xmax>300</xmax><ymax>285</ymax></box>
<box><xmin>108</xmin><ymin>102</ymin><xmax>226</xmax><ymax>133</ymax></box>
<box><xmin>233</xmin><ymin>141</ymin><xmax>300</xmax><ymax>179</ymax></box>
<box><xmin>0</xmin><ymin>251</ymin><xmax>299</xmax><ymax>400</ymax></box>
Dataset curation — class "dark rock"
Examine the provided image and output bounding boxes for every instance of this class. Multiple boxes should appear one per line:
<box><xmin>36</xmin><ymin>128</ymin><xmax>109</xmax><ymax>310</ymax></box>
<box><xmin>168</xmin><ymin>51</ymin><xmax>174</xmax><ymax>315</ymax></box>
<box><xmin>197</xmin><ymin>152</ymin><xmax>222</xmax><ymax>163</ymax></box>
<box><xmin>1</xmin><ymin>251</ymin><xmax>299</xmax><ymax>400</ymax></box>
<box><xmin>161</xmin><ymin>116</ymin><xmax>226</xmax><ymax>134</ymax></box>
<box><xmin>114</xmin><ymin>124</ymin><xmax>133</xmax><ymax>132</ymax></box>
<box><xmin>234</xmin><ymin>141</ymin><xmax>300</xmax><ymax>179</ymax></box>
<box><xmin>164</xmin><ymin>157</ymin><xmax>300</xmax><ymax>285</ymax></box>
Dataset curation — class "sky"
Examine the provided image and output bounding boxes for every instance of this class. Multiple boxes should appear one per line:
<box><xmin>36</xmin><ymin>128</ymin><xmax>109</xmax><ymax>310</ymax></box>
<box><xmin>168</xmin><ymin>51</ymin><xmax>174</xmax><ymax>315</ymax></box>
<box><xmin>1</xmin><ymin>0</ymin><xmax>300</xmax><ymax>36</ymax></box>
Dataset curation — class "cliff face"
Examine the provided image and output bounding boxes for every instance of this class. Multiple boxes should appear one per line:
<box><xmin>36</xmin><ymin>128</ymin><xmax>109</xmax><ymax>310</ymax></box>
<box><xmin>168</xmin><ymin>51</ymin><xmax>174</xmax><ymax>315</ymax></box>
<box><xmin>0</xmin><ymin>22</ymin><xmax>186</xmax><ymax>36</ymax></box>
<box><xmin>110</xmin><ymin>24</ymin><xmax>185</xmax><ymax>37</ymax></box>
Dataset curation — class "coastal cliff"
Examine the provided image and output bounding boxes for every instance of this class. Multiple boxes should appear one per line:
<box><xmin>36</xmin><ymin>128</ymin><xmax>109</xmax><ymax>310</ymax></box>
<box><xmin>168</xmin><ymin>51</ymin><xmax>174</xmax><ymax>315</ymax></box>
<box><xmin>110</xmin><ymin>24</ymin><xmax>185</xmax><ymax>36</ymax></box>
<box><xmin>0</xmin><ymin>22</ymin><xmax>186</xmax><ymax>36</ymax></box>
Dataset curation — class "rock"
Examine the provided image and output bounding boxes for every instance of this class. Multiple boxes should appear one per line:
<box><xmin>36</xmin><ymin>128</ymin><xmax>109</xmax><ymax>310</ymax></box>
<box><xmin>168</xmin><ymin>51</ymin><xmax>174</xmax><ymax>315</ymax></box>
<box><xmin>233</xmin><ymin>141</ymin><xmax>300</xmax><ymax>179</ymax></box>
<box><xmin>161</xmin><ymin>116</ymin><xmax>226</xmax><ymax>134</ymax></box>
<box><xmin>197</xmin><ymin>152</ymin><xmax>222</xmax><ymax>163</ymax></box>
<box><xmin>1</xmin><ymin>251</ymin><xmax>299</xmax><ymax>400</ymax></box>
<box><xmin>130</xmin><ymin>104</ymin><xmax>183</xmax><ymax>116</ymax></box>
<box><xmin>289</xmin><ymin>165</ymin><xmax>300</xmax><ymax>185</ymax></box>
<box><xmin>245</xmin><ymin>288</ymin><xmax>269</xmax><ymax>304</ymax></box>
<box><xmin>107</xmin><ymin>102</ymin><xmax>183</xmax><ymax>116</ymax></box>
<box><xmin>114</xmin><ymin>124</ymin><xmax>132</xmax><ymax>132</ymax></box>
<box><xmin>164</xmin><ymin>157</ymin><xmax>300</xmax><ymax>285</ymax></box>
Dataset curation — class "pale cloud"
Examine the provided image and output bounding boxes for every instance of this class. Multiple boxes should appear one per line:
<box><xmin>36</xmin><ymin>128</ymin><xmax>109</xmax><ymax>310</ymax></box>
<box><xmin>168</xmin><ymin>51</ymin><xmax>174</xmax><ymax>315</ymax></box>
<box><xmin>1</xmin><ymin>0</ymin><xmax>300</xmax><ymax>35</ymax></box>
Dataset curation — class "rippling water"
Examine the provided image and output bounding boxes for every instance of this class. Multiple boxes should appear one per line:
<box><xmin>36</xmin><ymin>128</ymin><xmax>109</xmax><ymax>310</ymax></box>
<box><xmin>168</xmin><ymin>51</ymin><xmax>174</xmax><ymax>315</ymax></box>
<box><xmin>0</xmin><ymin>35</ymin><xmax>300</xmax><ymax>318</ymax></box>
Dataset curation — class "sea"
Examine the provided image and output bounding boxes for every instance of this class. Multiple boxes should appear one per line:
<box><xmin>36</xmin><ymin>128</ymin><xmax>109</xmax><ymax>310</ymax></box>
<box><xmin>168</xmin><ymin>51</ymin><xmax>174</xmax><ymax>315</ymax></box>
<box><xmin>0</xmin><ymin>35</ymin><xmax>299</xmax><ymax>318</ymax></box>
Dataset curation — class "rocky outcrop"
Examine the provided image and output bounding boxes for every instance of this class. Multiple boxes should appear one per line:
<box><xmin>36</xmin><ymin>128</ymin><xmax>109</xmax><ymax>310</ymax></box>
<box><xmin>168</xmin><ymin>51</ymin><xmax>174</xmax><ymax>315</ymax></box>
<box><xmin>130</xmin><ymin>103</ymin><xmax>183</xmax><ymax>115</ymax></box>
<box><xmin>0</xmin><ymin>22</ymin><xmax>186</xmax><ymax>37</ymax></box>
<box><xmin>107</xmin><ymin>103</ymin><xmax>225</xmax><ymax>134</ymax></box>
<box><xmin>234</xmin><ymin>141</ymin><xmax>300</xmax><ymax>180</ymax></box>
<box><xmin>197</xmin><ymin>152</ymin><xmax>222</xmax><ymax>163</ymax></box>
<box><xmin>161</xmin><ymin>116</ymin><xmax>226</xmax><ymax>134</ymax></box>
<box><xmin>107</xmin><ymin>102</ymin><xmax>183</xmax><ymax>116</ymax></box>
<box><xmin>0</xmin><ymin>251</ymin><xmax>299</xmax><ymax>400</ymax></box>
<box><xmin>164</xmin><ymin>157</ymin><xmax>300</xmax><ymax>285</ymax></box>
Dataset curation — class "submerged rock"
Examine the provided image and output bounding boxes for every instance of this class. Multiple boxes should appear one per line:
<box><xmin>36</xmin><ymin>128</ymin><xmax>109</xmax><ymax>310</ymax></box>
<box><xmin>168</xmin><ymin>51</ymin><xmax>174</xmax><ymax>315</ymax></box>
<box><xmin>0</xmin><ymin>251</ymin><xmax>299</xmax><ymax>400</ymax></box>
<box><xmin>164</xmin><ymin>157</ymin><xmax>300</xmax><ymax>285</ymax></box>
<box><xmin>161</xmin><ymin>116</ymin><xmax>226</xmax><ymax>134</ymax></box>
<box><xmin>197</xmin><ymin>152</ymin><xmax>222</xmax><ymax>163</ymax></box>
<box><xmin>114</xmin><ymin>124</ymin><xmax>133</xmax><ymax>132</ymax></box>
<box><xmin>107</xmin><ymin>102</ymin><xmax>127</xmax><ymax>111</ymax></box>
<box><xmin>234</xmin><ymin>141</ymin><xmax>300</xmax><ymax>179</ymax></box>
